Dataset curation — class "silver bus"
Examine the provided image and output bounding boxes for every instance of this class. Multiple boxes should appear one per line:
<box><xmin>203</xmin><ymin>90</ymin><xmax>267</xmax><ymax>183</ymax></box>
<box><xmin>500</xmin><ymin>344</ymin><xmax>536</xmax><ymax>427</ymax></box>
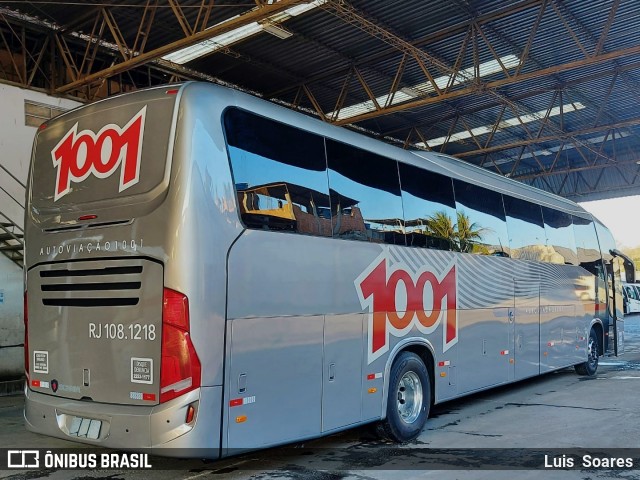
<box><xmin>24</xmin><ymin>82</ymin><xmax>632</xmax><ymax>457</ymax></box>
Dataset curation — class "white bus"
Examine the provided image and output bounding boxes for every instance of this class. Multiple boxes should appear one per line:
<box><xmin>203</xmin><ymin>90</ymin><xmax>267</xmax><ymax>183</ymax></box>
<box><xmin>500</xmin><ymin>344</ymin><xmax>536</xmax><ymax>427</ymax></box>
<box><xmin>623</xmin><ymin>283</ymin><xmax>640</xmax><ymax>314</ymax></box>
<box><xmin>24</xmin><ymin>82</ymin><xmax>633</xmax><ymax>457</ymax></box>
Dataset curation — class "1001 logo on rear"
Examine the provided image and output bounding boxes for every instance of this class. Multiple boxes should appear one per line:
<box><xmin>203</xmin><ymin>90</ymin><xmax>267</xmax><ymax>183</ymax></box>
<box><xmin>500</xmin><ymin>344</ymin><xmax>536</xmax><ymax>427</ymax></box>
<box><xmin>51</xmin><ymin>106</ymin><xmax>147</xmax><ymax>201</ymax></box>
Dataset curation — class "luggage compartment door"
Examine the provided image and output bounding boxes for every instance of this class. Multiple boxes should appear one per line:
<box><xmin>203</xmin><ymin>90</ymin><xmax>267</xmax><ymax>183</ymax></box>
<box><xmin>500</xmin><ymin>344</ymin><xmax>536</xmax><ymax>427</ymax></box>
<box><xmin>322</xmin><ymin>314</ymin><xmax>363</xmax><ymax>432</ymax></box>
<box><xmin>226</xmin><ymin>316</ymin><xmax>323</xmax><ymax>450</ymax></box>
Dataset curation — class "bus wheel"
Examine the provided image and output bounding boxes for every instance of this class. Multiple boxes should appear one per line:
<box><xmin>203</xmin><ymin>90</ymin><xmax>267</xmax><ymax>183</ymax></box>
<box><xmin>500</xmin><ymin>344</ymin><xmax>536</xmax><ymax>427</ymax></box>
<box><xmin>381</xmin><ymin>351</ymin><xmax>430</xmax><ymax>442</ymax></box>
<box><xmin>575</xmin><ymin>329</ymin><xmax>599</xmax><ymax>376</ymax></box>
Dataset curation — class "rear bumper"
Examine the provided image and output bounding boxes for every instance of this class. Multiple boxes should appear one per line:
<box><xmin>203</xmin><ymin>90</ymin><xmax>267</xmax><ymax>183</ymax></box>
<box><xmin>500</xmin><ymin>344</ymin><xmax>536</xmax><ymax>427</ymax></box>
<box><xmin>24</xmin><ymin>385</ymin><xmax>222</xmax><ymax>457</ymax></box>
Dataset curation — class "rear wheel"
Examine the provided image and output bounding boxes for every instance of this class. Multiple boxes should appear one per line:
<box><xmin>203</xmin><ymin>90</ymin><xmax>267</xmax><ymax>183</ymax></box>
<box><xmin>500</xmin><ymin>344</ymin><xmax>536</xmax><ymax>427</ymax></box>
<box><xmin>380</xmin><ymin>351</ymin><xmax>430</xmax><ymax>442</ymax></box>
<box><xmin>575</xmin><ymin>328</ymin><xmax>599</xmax><ymax>376</ymax></box>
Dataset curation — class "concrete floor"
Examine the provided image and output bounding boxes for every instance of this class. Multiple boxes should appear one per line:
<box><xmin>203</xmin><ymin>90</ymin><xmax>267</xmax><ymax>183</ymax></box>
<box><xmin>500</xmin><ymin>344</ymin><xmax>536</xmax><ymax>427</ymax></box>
<box><xmin>2</xmin><ymin>315</ymin><xmax>640</xmax><ymax>479</ymax></box>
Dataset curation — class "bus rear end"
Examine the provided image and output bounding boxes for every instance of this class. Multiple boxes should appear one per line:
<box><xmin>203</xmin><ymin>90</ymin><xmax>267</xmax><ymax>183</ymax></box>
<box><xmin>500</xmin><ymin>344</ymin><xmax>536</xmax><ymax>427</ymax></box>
<box><xmin>23</xmin><ymin>84</ymin><xmax>221</xmax><ymax>454</ymax></box>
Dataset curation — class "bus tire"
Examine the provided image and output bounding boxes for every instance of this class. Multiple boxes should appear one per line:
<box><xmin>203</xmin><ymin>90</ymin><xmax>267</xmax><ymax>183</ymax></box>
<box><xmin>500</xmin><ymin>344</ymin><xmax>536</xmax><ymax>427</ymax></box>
<box><xmin>574</xmin><ymin>328</ymin><xmax>599</xmax><ymax>376</ymax></box>
<box><xmin>380</xmin><ymin>351</ymin><xmax>430</xmax><ymax>442</ymax></box>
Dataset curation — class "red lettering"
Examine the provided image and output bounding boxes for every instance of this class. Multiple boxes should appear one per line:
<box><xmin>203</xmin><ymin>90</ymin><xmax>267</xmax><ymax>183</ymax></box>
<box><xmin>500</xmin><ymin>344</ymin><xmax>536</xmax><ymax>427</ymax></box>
<box><xmin>415</xmin><ymin>271</ymin><xmax>438</xmax><ymax>328</ymax></box>
<box><xmin>51</xmin><ymin>106</ymin><xmax>147</xmax><ymax>201</ymax></box>
<box><xmin>93</xmin><ymin>130</ymin><xmax>122</xmax><ymax>175</ymax></box>
<box><xmin>440</xmin><ymin>265</ymin><xmax>457</xmax><ymax>345</ymax></box>
<box><xmin>118</xmin><ymin>113</ymin><xmax>144</xmax><ymax>189</ymax></box>
<box><xmin>386</xmin><ymin>269</ymin><xmax>416</xmax><ymax>330</ymax></box>
<box><xmin>51</xmin><ymin>131</ymin><xmax>75</xmax><ymax>201</ymax></box>
<box><xmin>359</xmin><ymin>259</ymin><xmax>391</xmax><ymax>354</ymax></box>
<box><xmin>358</xmin><ymin>256</ymin><xmax>458</xmax><ymax>362</ymax></box>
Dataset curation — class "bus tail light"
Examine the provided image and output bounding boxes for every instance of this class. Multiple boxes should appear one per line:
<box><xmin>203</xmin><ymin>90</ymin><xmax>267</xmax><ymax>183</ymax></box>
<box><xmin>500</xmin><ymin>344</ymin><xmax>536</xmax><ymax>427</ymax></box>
<box><xmin>186</xmin><ymin>403</ymin><xmax>196</xmax><ymax>424</ymax></box>
<box><xmin>160</xmin><ymin>288</ymin><xmax>201</xmax><ymax>403</ymax></box>
<box><xmin>24</xmin><ymin>292</ymin><xmax>29</xmax><ymax>380</ymax></box>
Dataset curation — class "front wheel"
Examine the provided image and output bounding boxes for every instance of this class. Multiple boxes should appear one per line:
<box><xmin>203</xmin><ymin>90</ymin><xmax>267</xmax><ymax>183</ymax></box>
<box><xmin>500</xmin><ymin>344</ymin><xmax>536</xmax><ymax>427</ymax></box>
<box><xmin>575</xmin><ymin>328</ymin><xmax>599</xmax><ymax>376</ymax></box>
<box><xmin>380</xmin><ymin>351</ymin><xmax>431</xmax><ymax>442</ymax></box>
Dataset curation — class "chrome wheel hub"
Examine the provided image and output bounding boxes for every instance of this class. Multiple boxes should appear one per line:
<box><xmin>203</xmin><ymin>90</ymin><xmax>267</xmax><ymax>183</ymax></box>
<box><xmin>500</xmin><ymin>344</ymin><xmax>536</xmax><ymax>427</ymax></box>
<box><xmin>396</xmin><ymin>371</ymin><xmax>423</xmax><ymax>424</ymax></box>
<box><xmin>588</xmin><ymin>337</ymin><xmax>598</xmax><ymax>368</ymax></box>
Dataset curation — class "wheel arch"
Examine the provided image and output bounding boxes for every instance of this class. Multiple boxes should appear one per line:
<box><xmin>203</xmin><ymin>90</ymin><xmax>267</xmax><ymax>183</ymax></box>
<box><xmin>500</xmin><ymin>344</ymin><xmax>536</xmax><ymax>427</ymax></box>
<box><xmin>589</xmin><ymin>319</ymin><xmax>604</xmax><ymax>355</ymax></box>
<box><xmin>381</xmin><ymin>338</ymin><xmax>436</xmax><ymax>419</ymax></box>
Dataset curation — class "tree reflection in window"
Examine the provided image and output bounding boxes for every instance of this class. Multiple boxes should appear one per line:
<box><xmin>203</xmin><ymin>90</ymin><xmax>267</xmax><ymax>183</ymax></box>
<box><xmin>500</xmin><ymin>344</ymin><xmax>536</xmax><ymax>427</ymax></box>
<box><xmin>418</xmin><ymin>210</ymin><xmax>485</xmax><ymax>253</ymax></box>
<box><xmin>399</xmin><ymin>163</ymin><xmax>458</xmax><ymax>250</ymax></box>
<box><xmin>326</xmin><ymin>140</ymin><xmax>405</xmax><ymax>245</ymax></box>
<box><xmin>453</xmin><ymin>180</ymin><xmax>510</xmax><ymax>256</ymax></box>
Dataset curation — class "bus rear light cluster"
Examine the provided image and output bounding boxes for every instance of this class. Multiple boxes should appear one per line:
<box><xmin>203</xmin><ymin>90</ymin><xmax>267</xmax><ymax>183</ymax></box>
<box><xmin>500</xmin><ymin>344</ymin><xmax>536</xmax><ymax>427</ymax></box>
<box><xmin>186</xmin><ymin>403</ymin><xmax>196</xmax><ymax>424</ymax></box>
<box><xmin>160</xmin><ymin>288</ymin><xmax>201</xmax><ymax>403</ymax></box>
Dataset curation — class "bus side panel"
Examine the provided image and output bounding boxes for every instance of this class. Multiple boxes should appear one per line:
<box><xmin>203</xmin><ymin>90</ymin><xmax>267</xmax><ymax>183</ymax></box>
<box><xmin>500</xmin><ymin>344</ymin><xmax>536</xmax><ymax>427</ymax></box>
<box><xmin>514</xmin><ymin>277</ymin><xmax>540</xmax><ymax>381</ymax></box>
<box><xmin>170</xmin><ymin>84</ymin><xmax>246</xmax><ymax>389</ymax></box>
<box><xmin>226</xmin><ymin>232</ymin><xmax>381</xmax><ymax>450</ymax></box>
<box><xmin>455</xmin><ymin>254</ymin><xmax>530</xmax><ymax>394</ymax></box>
<box><xmin>456</xmin><ymin>308</ymin><xmax>511</xmax><ymax>394</ymax></box>
<box><xmin>226</xmin><ymin>229</ymin><xmax>593</xmax><ymax>450</ymax></box>
<box><xmin>227</xmin><ymin>231</ymin><xmax>378</xmax><ymax>319</ymax></box>
<box><xmin>226</xmin><ymin>316</ymin><xmax>323</xmax><ymax>450</ymax></box>
<box><xmin>539</xmin><ymin>264</ymin><xmax>590</xmax><ymax>371</ymax></box>
<box><xmin>540</xmin><ymin>306</ymin><xmax>579</xmax><ymax>371</ymax></box>
<box><xmin>322</xmin><ymin>313</ymin><xmax>365</xmax><ymax>432</ymax></box>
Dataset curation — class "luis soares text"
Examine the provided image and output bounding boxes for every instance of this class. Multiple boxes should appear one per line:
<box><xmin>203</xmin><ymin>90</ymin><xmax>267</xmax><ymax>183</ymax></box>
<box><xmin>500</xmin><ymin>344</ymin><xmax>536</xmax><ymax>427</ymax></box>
<box><xmin>545</xmin><ymin>454</ymin><xmax>634</xmax><ymax>469</ymax></box>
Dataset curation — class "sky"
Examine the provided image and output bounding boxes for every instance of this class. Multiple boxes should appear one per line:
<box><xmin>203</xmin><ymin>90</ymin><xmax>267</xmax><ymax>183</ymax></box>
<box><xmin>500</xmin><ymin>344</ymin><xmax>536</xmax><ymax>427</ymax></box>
<box><xmin>580</xmin><ymin>195</ymin><xmax>640</xmax><ymax>249</ymax></box>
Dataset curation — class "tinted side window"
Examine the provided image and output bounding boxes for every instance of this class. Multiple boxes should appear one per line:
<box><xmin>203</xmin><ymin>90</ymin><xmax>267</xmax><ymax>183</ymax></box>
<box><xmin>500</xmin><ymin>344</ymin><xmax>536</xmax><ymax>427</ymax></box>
<box><xmin>627</xmin><ymin>286</ymin><xmax>637</xmax><ymax>300</ymax></box>
<box><xmin>224</xmin><ymin>109</ymin><xmax>331</xmax><ymax>236</ymax></box>
<box><xmin>503</xmin><ymin>196</ymin><xmax>546</xmax><ymax>261</ymax></box>
<box><xmin>399</xmin><ymin>163</ymin><xmax>456</xmax><ymax>250</ymax></box>
<box><xmin>541</xmin><ymin>207</ymin><xmax>578</xmax><ymax>265</ymax></box>
<box><xmin>326</xmin><ymin>140</ymin><xmax>404</xmax><ymax>245</ymax></box>
<box><xmin>452</xmin><ymin>180</ymin><xmax>509</xmax><ymax>256</ymax></box>
<box><xmin>573</xmin><ymin>216</ymin><xmax>602</xmax><ymax>271</ymax></box>
<box><xmin>595</xmin><ymin>220</ymin><xmax>623</xmax><ymax>319</ymax></box>
<box><xmin>572</xmin><ymin>215</ymin><xmax>607</xmax><ymax>318</ymax></box>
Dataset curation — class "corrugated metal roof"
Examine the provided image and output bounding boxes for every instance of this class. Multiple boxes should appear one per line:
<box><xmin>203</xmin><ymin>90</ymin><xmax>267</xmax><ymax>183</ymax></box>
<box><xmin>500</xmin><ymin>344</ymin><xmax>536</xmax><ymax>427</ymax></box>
<box><xmin>2</xmin><ymin>0</ymin><xmax>640</xmax><ymax>201</ymax></box>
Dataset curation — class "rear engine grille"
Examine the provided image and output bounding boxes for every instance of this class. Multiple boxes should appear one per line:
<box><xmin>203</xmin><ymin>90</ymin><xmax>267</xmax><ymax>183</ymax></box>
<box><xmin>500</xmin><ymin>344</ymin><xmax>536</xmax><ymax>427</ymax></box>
<box><xmin>40</xmin><ymin>266</ymin><xmax>142</xmax><ymax>277</ymax></box>
<box><xmin>39</xmin><ymin>264</ymin><xmax>143</xmax><ymax>307</ymax></box>
<box><xmin>41</xmin><ymin>282</ymin><xmax>141</xmax><ymax>291</ymax></box>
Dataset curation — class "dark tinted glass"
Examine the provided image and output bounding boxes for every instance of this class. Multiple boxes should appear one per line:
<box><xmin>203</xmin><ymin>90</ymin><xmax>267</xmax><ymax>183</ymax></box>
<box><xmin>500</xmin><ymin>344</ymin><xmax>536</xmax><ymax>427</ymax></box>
<box><xmin>541</xmin><ymin>207</ymin><xmax>578</xmax><ymax>265</ymax></box>
<box><xmin>326</xmin><ymin>140</ymin><xmax>404</xmax><ymax>245</ymax></box>
<box><xmin>595</xmin><ymin>220</ymin><xmax>622</xmax><ymax>319</ymax></box>
<box><xmin>224</xmin><ymin>108</ymin><xmax>332</xmax><ymax>236</ymax></box>
<box><xmin>574</xmin><ymin>216</ymin><xmax>607</xmax><ymax>319</ymax></box>
<box><xmin>572</xmin><ymin>215</ymin><xmax>602</xmax><ymax>271</ymax></box>
<box><xmin>453</xmin><ymin>180</ymin><xmax>509</xmax><ymax>256</ymax></box>
<box><xmin>399</xmin><ymin>163</ymin><xmax>457</xmax><ymax>250</ymax></box>
<box><xmin>504</xmin><ymin>196</ymin><xmax>546</xmax><ymax>261</ymax></box>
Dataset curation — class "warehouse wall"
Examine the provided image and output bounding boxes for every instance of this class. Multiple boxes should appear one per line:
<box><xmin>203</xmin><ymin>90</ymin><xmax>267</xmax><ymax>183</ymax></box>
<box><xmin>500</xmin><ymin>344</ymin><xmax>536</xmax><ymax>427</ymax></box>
<box><xmin>0</xmin><ymin>83</ymin><xmax>81</xmax><ymax>227</ymax></box>
<box><xmin>0</xmin><ymin>82</ymin><xmax>82</xmax><ymax>380</ymax></box>
<box><xmin>0</xmin><ymin>254</ymin><xmax>23</xmax><ymax>378</ymax></box>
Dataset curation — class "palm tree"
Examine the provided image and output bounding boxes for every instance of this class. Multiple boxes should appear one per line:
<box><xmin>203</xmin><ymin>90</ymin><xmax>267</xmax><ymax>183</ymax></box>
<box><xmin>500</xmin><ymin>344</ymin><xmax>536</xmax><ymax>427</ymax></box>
<box><xmin>455</xmin><ymin>211</ymin><xmax>484</xmax><ymax>253</ymax></box>
<box><xmin>425</xmin><ymin>211</ymin><xmax>456</xmax><ymax>244</ymax></box>
<box><xmin>422</xmin><ymin>210</ymin><xmax>485</xmax><ymax>253</ymax></box>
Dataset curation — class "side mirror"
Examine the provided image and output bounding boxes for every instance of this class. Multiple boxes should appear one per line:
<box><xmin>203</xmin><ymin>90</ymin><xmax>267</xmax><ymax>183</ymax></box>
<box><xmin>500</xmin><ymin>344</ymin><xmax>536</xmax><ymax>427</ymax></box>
<box><xmin>611</xmin><ymin>249</ymin><xmax>636</xmax><ymax>283</ymax></box>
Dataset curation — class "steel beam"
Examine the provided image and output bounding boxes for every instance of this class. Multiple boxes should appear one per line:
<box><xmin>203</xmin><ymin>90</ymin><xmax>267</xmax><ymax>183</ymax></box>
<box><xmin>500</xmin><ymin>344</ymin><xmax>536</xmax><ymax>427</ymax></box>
<box><xmin>269</xmin><ymin>0</ymin><xmax>544</xmax><ymax>98</ymax></box>
<box><xmin>54</xmin><ymin>0</ymin><xmax>300</xmax><ymax>94</ymax></box>
<box><xmin>514</xmin><ymin>156</ymin><xmax>640</xmax><ymax>180</ymax></box>
<box><xmin>456</xmin><ymin>117</ymin><xmax>640</xmax><ymax>158</ymax></box>
<box><xmin>333</xmin><ymin>44</ymin><xmax>640</xmax><ymax>126</ymax></box>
